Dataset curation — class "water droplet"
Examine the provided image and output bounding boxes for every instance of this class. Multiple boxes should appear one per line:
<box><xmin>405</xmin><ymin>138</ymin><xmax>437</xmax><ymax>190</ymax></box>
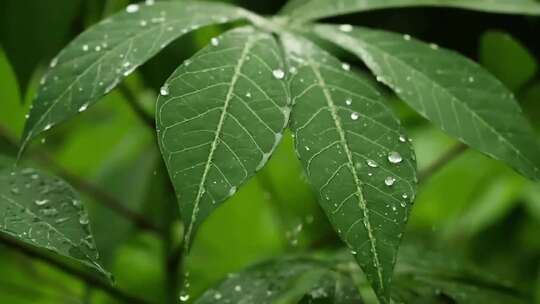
<box><xmin>339</xmin><ymin>24</ymin><xmax>353</xmax><ymax>32</ymax></box>
<box><xmin>366</xmin><ymin>159</ymin><xmax>378</xmax><ymax>168</ymax></box>
<box><xmin>82</xmin><ymin>45</ymin><xmax>89</xmax><ymax>51</ymax></box>
<box><xmin>145</xmin><ymin>0</ymin><xmax>155</xmax><ymax>5</ymax></box>
<box><xmin>289</xmin><ymin>66</ymin><xmax>298</xmax><ymax>74</ymax></box>
<box><xmin>179</xmin><ymin>294</ymin><xmax>190</xmax><ymax>302</ymax></box>
<box><xmin>245</xmin><ymin>92</ymin><xmax>252</xmax><ymax>98</ymax></box>
<box><xmin>402</xmin><ymin>193</ymin><xmax>408</xmax><ymax>199</ymax></box>
<box><xmin>126</xmin><ymin>4</ymin><xmax>139</xmax><ymax>13</ymax></box>
<box><xmin>272</xmin><ymin>69</ymin><xmax>285</xmax><ymax>79</ymax></box>
<box><xmin>468</xmin><ymin>76</ymin><xmax>475</xmax><ymax>83</ymax></box>
<box><xmin>341</xmin><ymin>63</ymin><xmax>351</xmax><ymax>71</ymax></box>
<box><xmin>388</xmin><ymin>151</ymin><xmax>402</xmax><ymax>164</ymax></box>
<box><xmin>350</xmin><ymin>112</ymin><xmax>359</xmax><ymax>120</ymax></box>
<box><xmin>35</xmin><ymin>199</ymin><xmax>49</xmax><ymax>206</ymax></box>
<box><xmin>399</xmin><ymin>135</ymin><xmax>407</xmax><ymax>143</ymax></box>
<box><xmin>228</xmin><ymin>186</ymin><xmax>237</xmax><ymax>196</ymax></box>
<box><xmin>160</xmin><ymin>85</ymin><xmax>170</xmax><ymax>96</ymax></box>
<box><xmin>345</xmin><ymin>98</ymin><xmax>352</xmax><ymax>106</ymax></box>
<box><xmin>403</xmin><ymin>34</ymin><xmax>411</xmax><ymax>41</ymax></box>
<box><xmin>234</xmin><ymin>285</ymin><xmax>242</xmax><ymax>292</ymax></box>
<box><xmin>78</xmin><ymin>103</ymin><xmax>89</xmax><ymax>113</ymax></box>
<box><xmin>210</xmin><ymin>37</ymin><xmax>220</xmax><ymax>46</ymax></box>
<box><xmin>214</xmin><ymin>292</ymin><xmax>222</xmax><ymax>300</ymax></box>
<box><xmin>79</xmin><ymin>213</ymin><xmax>89</xmax><ymax>225</ymax></box>
<box><xmin>50</xmin><ymin>57</ymin><xmax>58</xmax><ymax>68</ymax></box>
<box><xmin>95</xmin><ymin>46</ymin><xmax>101</xmax><ymax>52</ymax></box>
<box><xmin>384</xmin><ymin>176</ymin><xmax>396</xmax><ymax>186</ymax></box>
<box><xmin>43</xmin><ymin>124</ymin><xmax>52</xmax><ymax>131</ymax></box>
<box><xmin>140</xmin><ymin>20</ymin><xmax>147</xmax><ymax>27</ymax></box>
<box><xmin>430</xmin><ymin>43</ymin><xmax>439</xmax><ymax>50</ymax></box>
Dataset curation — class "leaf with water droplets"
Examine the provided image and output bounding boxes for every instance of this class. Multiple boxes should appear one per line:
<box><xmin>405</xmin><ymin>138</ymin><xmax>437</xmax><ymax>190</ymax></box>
<box><xmin>20</xmin><ymin>1</ymin><xmax>250</xmax><ymax>151</ymax></box>
<box><xmin>282</xmin><ymin>33</ymin><xmax>417</xmax><ymax>303</ymax></box>
<box><xmin>314</xmin><ymin>25</ymin><xmax>540</xmax><ymax>181</ymax></box>
<box><xmin>156</xmin><ymin>27</ymin><xmax>290</xmax><ymax>249</ymax></box>
<box><xmin>195</xmin><ymin>257</ymin><xmax>363</xmax><ymax>304</ymax></box>
<box><xmin>0</xmin><ymin>165</ymin><xmax>109</xmax><ymax>280</ymax></box>
<box><xmin>281</xmin><ymin>0</ymin><xmax>540</xmax><ymax>21</ymax></box>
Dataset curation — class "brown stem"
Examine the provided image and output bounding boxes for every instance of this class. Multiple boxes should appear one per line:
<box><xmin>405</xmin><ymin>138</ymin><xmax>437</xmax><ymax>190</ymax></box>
<box><xmin>118</xmin><ymin>84</ymin><xmax>156</xmax><ymax>130</ymax></box>
<box><xmin>0</xmin><ymin>234</ymin><xmax>151</xmax><ymax>304</ymax></box>
<box><xmin>418</xmin><ymin>143</ymin><xmax>468</xmax><ymax>183</ymax></box>
<box><xmin>0</xmin><ymin>125</ymin><xmax>161</xmax><ymax>235</ymax></box>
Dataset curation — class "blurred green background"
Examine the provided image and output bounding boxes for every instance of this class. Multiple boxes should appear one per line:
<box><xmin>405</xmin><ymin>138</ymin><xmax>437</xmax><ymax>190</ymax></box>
<box><xmin>1</xmin><ymin>0</ymin><xmax>539</xmax><ymax>303</ymax></box>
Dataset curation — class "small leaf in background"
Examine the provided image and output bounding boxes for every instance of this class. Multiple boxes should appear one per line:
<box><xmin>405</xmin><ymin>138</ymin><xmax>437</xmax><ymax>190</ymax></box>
<box><xmin>314</xmin><ymin>25</ymin><xmax>540</xmax><ymax>181</ymax></box>
<box><xmin>283</xmin><ymin>33</ymin><xmax>417</xmax><ymax>303</ymax></box>
<box><xmin>281</xmin><ymin>0</ymin><xmax>540</xmax><ymax>21</ymax></box>
<box><xmin>479</xmin><ymin>31</ymin><xmax>538</xmax><ymax>91</ymax></box>
<box><xmin>0</xmin><ymin>0</ymin><xmax>82</xmax><ymax>92</ymax></box>
<box><xmin>0</xmin><ymin>164</ymin><xmax>109</xmax><ymax>280</ymax></box>
<box><xmin>0</xmin><ymin>48</ymin><xmax>27</xmax><ymax>137</ymax></box>
<box><xmin>194</xmin><ymin>257</ymin><xmax>362</xmax><ymax>304</ymax></box>
<box><xmin>157</xmin><ymin>26</ymin><xmax>290</xmax><ymax>249</ymax></box>
<box><xmin>21</xmin><ymin>1</ymin><xmax>249</xmax><ymax>150</ymax></box>
<box><xmin>391</xmin><ymin>245</ymin><xmax>528</xmax><ymax>304</ymax></box>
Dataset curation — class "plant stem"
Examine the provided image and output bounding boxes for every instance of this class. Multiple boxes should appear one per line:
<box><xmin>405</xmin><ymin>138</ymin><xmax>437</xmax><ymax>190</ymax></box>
<box><xmin>159</xmin><ymin>164</ymin><xmax>184</xmax><ymax>304</ymax></box>
<box><xmin>0</xmin><ymin>125</ymin><xmax>161</xmax><ymax>235</ymax></box>
<box><xmin>418</xmin><ymin>143</ymin><xmax>468</xmax><ymax>183</ymax></box>
<box><xmin>0</xmin><ymin>234</ymin><xmax>150</xmax><ymax>304</ymax></box>
<box><xmin>118</xmin><ymin>84</ymin><xmax>156</xmax><ymax>130</ymax></box>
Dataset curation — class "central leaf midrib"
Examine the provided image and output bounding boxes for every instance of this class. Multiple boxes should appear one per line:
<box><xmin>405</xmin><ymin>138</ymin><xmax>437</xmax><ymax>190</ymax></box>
<box><xmin>184</xmin><ymin>34</ymin><xmax>256</xmax><ymax>247</ymax></box>
<box><xmin>306</xmin><ymin>57</ymin><xmax>384</xmax><ymax>290</ymax></box>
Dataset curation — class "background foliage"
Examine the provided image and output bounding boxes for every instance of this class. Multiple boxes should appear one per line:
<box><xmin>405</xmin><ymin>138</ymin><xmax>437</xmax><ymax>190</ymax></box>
<box><xmin>1</xmin><ymin>0</ymin><xmax>540</xmax><ymax>303</ymax></box>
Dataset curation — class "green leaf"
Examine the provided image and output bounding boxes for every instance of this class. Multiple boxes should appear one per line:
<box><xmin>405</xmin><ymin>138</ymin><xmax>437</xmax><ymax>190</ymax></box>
<box><xmin>391</xmin><ymin>245</ymin><xmax>528</xmax><ymax>304</ymax></box>
<box><xmin>314</xmin><ymin>25</ymin><xmax>540</xmax><ymax>181</ymax></box>
<box><xmin>282</xmin><ymin>33</ymin><xmax>417</xmax><ymax>303</ymax></box>
<box><xmin>0</xmin><ymin>0</ymin><xmax>82</xmax><ymax>91</ymax></box>
<box><xmin>194</xmin><ymin>257</ymin><xmax>362</xmax><ymax>304</ymax></box>
<box><xmin>21</xmin><ymin>1</ymin><xmax>250</xmax><ymax>151</ymax></box>
<box><xmin>281</xmin><ymin>0</ymin><xmax>540</xmax><ymax>22</ymax></box>
<box><xmin>156</xmin><ymin>26</ymin><xmax>290</xmax><ymax>249</ymax></box>
<box><xmin>479</xmin><ymin>31</ymin><xmax>538</xmax><ymax>91</ymax></box>
<box><xmin>0</xmin><ymin>165</ymin><xmax>109</xmax><ymax>280</ymax></box>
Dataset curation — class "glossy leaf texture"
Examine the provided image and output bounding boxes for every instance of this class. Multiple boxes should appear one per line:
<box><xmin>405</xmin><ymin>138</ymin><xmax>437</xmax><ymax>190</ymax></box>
<box><xmin>282</xmin><ymin>33</ymin><xmax>417</xmax><ymax>303</ymax></box>
<box><xmin>281</xmin><ymin>0</ymin><xmax>540</xmax><ymax>21</ymax></box>
<box><xmin>156</xmin><ymin>27</ymin><xmax>290</xmax><ymax>249</ymax></box>
<box><xmin>333</xmin><ymin>244</ymin><xmax>527</xmax><ymax>304</ymax></box>
<box><xmin>393</xmin><ymin>245</ymin><xmax>528</xmax><ymax>303</ymax></box>
<box><xmin>0</xmin><ymin>165</ymin><xmax>109</xmax><ymax>280</ymax></box>
<box><xmin>195</xmin><ymin>257</ymin><xmax>363</xmax><ymax>304</ymax></box>
<box><xmin>314</xmin><ymin>25</ymin><xmax>540</xmax><ymax>180</ymax></box>
<box><xmin>21</xmin><ymin>1</ymin><xmax>250</xmax><ymax>150</ymax></box>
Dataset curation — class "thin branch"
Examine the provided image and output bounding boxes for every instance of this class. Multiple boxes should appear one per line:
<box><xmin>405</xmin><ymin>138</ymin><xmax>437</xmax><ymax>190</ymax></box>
<box><xmin>0</xmin><ymin>126</ymin><xmax>161</xmax><ymax>235</ymax></box>
<box><xmin>118</xmin><ymin>84</ymin><xmax>156</xmax><ymax>130</ymax></box>
<box><xmin>0</xmin><ymin>234</ymin><xmax>150</xmax><ymax>304</ymax></box>
<box><xmin>418</xmin><ymin>143</ymin><xmax>468</xmax><ymax>183</ymax></box>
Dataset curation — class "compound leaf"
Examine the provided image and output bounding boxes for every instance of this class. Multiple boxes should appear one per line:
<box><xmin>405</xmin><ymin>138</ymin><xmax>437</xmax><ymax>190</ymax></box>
<box><xmin>314</xmin><ymin>25</ymin><xmax>540</xmax><ymax>181</ymax></box>
<box><xmin>0</xmin><ymin>165</ymin><xmax>109</xmax><ymax>280</ymax></box>
<box><xmin>156</xmin><ymin>27</ymin><xmax>290</xmax><ymax>249</ymax></box>
<box><xmin>281</xmin><ymin>0</ymin><xmax>540</xmax><ymax>22</ymax></box>
<box><xmin>282</xmin><ymin>33</ymin><xmax>417</xmax><ymax>303</ymax></box>
<box><xmin>195</xmin><ymin>257</ymin><xmax>363</xmax><ymax>304</ymax></box>
<box><xmin>21</xmin><ymin>1</ymin><xmax>250</xmax><ymax>150</ymax></box>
